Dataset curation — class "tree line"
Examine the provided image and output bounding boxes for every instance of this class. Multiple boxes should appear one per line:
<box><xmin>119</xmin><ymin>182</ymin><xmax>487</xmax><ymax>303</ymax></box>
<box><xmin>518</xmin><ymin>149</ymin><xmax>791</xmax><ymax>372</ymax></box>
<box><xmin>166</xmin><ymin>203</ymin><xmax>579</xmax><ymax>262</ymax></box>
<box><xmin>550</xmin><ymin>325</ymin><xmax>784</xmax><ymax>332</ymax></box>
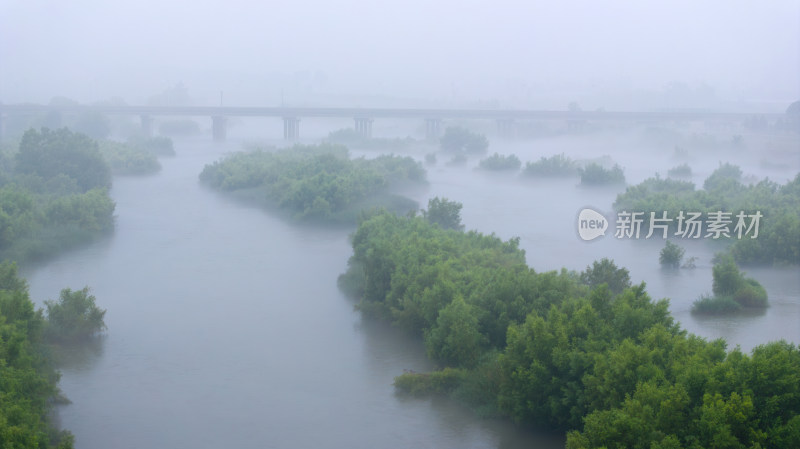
<box><xmin>339</xmin><ymin>199</ymin><xmax>799</xmax><ymax>448</ymax></box>
<box><xmin>614</xmin><ymin>164</ymin><xmax>800</xmax><ymax>265</ymax></box>
<box><xmin>0</xmin><ymin>128</ymin><xmax>117</xmax><ymax>263</ymax></box>
<box><xmin>199</xmin><ymin>144</ymin><xmax>426</xmax><ymax>224</ymax></box>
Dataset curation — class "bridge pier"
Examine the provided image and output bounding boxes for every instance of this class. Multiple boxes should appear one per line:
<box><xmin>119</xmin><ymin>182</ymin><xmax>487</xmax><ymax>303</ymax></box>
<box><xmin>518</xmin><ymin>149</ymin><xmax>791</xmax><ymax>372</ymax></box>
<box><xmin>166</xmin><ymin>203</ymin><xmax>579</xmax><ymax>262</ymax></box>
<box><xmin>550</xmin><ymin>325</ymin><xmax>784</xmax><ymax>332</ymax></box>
<box><xmin>424</xmin><ymin>118</ymin><xmax>441</xmax><ymax>140</ymax></box>
<box><xmin>497</xmin><ymin>118</ymin><xmax>515</xmax><ymax>139</ymax></box>
<box><xmin>354</xmin><ymin>117</ymin><xmax>373</xmax><ymax>138</ymax></box>
<box><xmin>140</xmin><ymin>115</ymin><xmax>153</xmax><ymax>137</ymax></box>
<box><xmin>212</xmin><ymin>116</ymin><xmax>227</xmax><ymax>141</ymax></box>
<box><xmin>283</xmin><ymin>117</ymin><xmax>300</xmax><ymax>140</ymax></box>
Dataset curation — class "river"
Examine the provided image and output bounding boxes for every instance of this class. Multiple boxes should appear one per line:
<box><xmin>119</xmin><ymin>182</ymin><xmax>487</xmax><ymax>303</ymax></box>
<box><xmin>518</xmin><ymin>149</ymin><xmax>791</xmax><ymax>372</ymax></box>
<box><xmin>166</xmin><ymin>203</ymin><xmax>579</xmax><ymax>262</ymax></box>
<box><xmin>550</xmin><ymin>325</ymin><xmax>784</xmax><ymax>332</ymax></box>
<box><xmin>21</xmin><ymin>123</ymin><xmax>799</xmax><ymax>448</ymax></box>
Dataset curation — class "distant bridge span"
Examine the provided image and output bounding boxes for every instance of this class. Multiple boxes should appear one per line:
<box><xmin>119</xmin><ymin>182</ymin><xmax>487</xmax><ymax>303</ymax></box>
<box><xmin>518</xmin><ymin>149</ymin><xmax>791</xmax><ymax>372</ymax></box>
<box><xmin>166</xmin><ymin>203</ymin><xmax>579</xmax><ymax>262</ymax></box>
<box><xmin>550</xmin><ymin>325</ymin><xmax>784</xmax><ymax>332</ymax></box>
<box><xmin>0</xmin><ymin>103</ymin><xmax>777</xmax><ymax>141</ymax></box>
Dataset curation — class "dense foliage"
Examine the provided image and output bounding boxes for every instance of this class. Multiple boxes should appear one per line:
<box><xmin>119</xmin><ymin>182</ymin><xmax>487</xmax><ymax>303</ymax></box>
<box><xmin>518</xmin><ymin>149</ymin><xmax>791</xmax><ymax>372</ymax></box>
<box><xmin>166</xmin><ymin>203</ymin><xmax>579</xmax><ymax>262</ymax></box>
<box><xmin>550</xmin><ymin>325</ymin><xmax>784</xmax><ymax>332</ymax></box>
<box><xmin>579</xmin><ymin>163</ymin><xmax>625</xmax><ymax>186</ymax></box>
<box><xmin>16</xmin><ymin>128</ymin><xmax>111</xmax><ymax>192</ymax></box>
<box><xmin>43</xmin><ymin>287</ymin><xmax>107</xmax><ymax>342</ymax></box>
<box><xmin>660</xmin><ymin>241</ymin><xmax>685</xmax><ymax>267</ymax></box>
<box><xmin>579</xmin><ymin>258</ymin><xmax>631</xmax><ymax>295</ymax></box>
<box><xmin>614</xmin><ymin>166</ymin><xmax>800</xmax><ymax>265</ymax></box>
<box><xmin>199</xmin><ymin>144</ymin><xmax>426</xmax><ymax>223</ymax></box>
<box><xmin>439</xmin><ymin>127</ymin><xmax>489</xmax><ymax>155</ymax></box>
<box><xmin>0</xmin><ymin>129</ymin><xmax>116</xmax><ymax>263</ymax></box>
<box><xmin>340</xmin><ymin>210</ymin><xmax>799</xmax><ymax>448</ymax></box>
<box><xmin>667</xmin><ymin>163</ymin><xmax>692</xmax><ymax>179</ymax></box>
<box><xmin>523</xmin><ymin>153</ymin><xmax>579</xmax><ymax>177</ymax></box>
<box><xmin>98</xmin><ymin>140</ymin><xmax>160</xmax><ymax>176</ymax></box>
<box><xmin>692</xmin><ymin>255</ymin><xmax>768</xmax><ymax>314</ymax></box>
<box><xmin>478</xmin><ymin>153</ymin><xmax>521</xmax><ymax>171</ymax></box>
<box><xmin>0</xmin><ymin>262</ymin><xmax>76</xmax><ymax>448</ymax></box>
<box><xmin>421</xmin><ymin>197</ymin><xmax>464</xmax><ymax>231</ymax></box>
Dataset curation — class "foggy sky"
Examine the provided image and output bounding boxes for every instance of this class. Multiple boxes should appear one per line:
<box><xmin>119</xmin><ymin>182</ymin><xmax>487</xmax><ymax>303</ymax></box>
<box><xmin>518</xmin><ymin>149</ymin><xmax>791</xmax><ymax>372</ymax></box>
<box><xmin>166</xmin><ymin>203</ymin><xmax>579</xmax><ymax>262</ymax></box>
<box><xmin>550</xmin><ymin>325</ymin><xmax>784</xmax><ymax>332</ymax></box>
<box><xmin>1</xmin><ymin>0</ymin><xmax>798</xmax><ymax>109</ymax></box>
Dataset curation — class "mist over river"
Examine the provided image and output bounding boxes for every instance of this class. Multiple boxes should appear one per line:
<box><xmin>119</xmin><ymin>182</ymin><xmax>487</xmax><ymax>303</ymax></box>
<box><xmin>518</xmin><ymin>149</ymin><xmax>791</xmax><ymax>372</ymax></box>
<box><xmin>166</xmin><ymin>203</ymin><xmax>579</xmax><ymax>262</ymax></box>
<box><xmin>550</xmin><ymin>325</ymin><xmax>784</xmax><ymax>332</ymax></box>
<box><xmin>21</xmin><ymin>124</ymin><xmax>799</xmax><ymax>448</ymax></box>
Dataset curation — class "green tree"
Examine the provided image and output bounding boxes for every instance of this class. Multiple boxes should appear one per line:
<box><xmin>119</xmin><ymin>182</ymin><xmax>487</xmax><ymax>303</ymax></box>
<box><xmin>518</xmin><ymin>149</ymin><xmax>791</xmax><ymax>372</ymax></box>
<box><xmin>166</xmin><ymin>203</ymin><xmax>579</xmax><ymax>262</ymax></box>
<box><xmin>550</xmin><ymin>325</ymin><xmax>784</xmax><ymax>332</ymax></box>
<box><xmin>660</xmin><ymin>241</ymin><xmax>685</xmax><ymax>267</ymax></box>
<box><xmin>16</xmin><ymin>128</ymin><xmax>111</xmax><ymax>192</ymax></box>
<box><xmin>478</xmin><ymin>153</ymin><xmax>521</xmax><ymax>171</ymax></box>
<box><xmin>44</xmin><ymin>287</ymin><xmax>107</xmax><ymax>342</ymax></box>
<box><xmin>424</xmin><ymin>295</ymin><xmax>486</xmax><ymax>367</ymax></box>
<box><xmin>580</xmin><ymin>258</ymin><xmax>631</xmax><ymax>295</ymax></box>
<box><xmin>712</xmin><ymin>254</ymin><xmax>745</xmax><ymax>297</ymax></box>
<box><xmin>422</xmin><ymin>197</ymin><xmax>464</xmax><ymax>231</ymax></box>
<box><xmin>439</xmin><ymin>126</ymin><xmax>489</xmax><ymax>154</ymax></box>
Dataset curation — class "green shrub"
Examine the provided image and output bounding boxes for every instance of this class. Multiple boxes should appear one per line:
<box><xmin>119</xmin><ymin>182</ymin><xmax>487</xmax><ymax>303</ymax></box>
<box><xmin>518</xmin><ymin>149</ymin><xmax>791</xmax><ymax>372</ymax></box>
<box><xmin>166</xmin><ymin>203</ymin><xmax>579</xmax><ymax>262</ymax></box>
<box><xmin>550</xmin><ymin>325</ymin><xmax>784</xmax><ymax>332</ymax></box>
<box><xmin>422</xmin><ymin>197</ymin><xmax>464</xmax><ymax>231</ymax></box>
<box><xmin>693</xmin><ymin>255</ymin><xmax>769</xmax><ymax>313</ymax></box>
<box><xmin>703</xmin><ymin>162</ymin><xmax>743</xmax><ymax>192</ymax></box>
<box><xmin>523</xmin><ymin>153</ymin><xmax>579</xmax><ymax>177</ymax></box>
<box><xmin>478</xmin><ymin>153</ymin><xmax>521</xmax><ymax>171</ymax></box>
<box><xmin>16</xmin><ymin>128</ymin><xmax>111</xmax><ymax>192</ymax></box>
<box><xmin>692</xmin><ymin>294</ymin><xmax>741</xmax><ymax>314</ymax></box>
<box><xmin>0</xmin><ymin>262</ymin><xmax>76</xmax><ymax>447</ymax></box>
<box><xmin>667</xmin><ymin>163</ymin><xmax>692</xmax><ymax>178</ymax></box>
<box><xmin>734</xmin><ymin>279</ymin><xmax>768</xmax><ymax>308</ymax></box>
<box><xmin>712</xmin><ymin>255</ymin><xmax>745</xmax><ymax>297</ymax></box>
<box><xmin>615</xmin><ymin>172</ymin><xmax>799</xmax><ymax>266</ymax></box>
<box><xmin>579</xmin><ymin>163</ymin><xmax>625</xmax><ymax>185</ymax></box>
<box><xmin>44</xmin><ymin>287</ymin><xmax>107</xmax><ymax>342</ymax></box>
<box><xmin>579</xmin><ymin>258</ymin><xmax>631</xmax><ymax>295</ymax></box>
<box><xmin>199</xmin><ymin>144</ymin><xmax>425</xmax><ymax>223</ymax></box>
<box><xmin>659</xmin><ymin>241</ymin><xmax>685</xmax><ymax>267</ymax></box>
<box><xmin>98</xmin><ymin>140</ymin><xmax>160</xmax><ymax>175</ymax></box>
<box><xmin>394</xmin><ymin>367</ymin><xmax>467</xmax><ymax>396</ymax></box>
<box><xmin>440</xmin><ymin>126</ymin><xmax>489</xmax><ymax>154</ymax></box>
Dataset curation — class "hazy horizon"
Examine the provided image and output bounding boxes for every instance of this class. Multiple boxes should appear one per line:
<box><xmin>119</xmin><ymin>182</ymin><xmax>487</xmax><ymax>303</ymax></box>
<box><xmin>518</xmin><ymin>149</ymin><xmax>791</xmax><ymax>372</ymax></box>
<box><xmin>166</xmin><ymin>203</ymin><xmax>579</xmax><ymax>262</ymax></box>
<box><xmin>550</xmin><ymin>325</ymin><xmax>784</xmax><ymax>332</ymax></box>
<box><xmin>2</xmin><ymin>0</ymin><xmax>798</xmax><ymax>111</ymax></box>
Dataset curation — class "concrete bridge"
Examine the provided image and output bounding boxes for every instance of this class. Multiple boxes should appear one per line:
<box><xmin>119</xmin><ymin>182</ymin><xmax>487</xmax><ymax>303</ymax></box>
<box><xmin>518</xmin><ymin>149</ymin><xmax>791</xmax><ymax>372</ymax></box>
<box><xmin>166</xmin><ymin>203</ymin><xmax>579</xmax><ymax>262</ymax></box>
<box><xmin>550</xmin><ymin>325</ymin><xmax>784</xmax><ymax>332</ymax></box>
<box><xmin>0</xmin><ymin>103</ymin><xmax>778</xmax><ymax>142</ymax></box>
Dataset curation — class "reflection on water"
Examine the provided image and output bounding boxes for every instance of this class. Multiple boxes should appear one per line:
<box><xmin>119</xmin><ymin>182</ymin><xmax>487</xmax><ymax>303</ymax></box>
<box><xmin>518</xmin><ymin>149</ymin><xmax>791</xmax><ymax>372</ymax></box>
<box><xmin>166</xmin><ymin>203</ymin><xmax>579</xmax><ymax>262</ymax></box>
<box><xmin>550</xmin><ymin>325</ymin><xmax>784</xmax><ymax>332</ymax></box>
<box><xmin>19</xmin><ymin>129</ymin><xmax>799</xmax><ymax>448</ymax></box>
<box><xmin>50</xmin><ymin>336</ymin><xmax>106</xmax><ymax>372</ymax></box>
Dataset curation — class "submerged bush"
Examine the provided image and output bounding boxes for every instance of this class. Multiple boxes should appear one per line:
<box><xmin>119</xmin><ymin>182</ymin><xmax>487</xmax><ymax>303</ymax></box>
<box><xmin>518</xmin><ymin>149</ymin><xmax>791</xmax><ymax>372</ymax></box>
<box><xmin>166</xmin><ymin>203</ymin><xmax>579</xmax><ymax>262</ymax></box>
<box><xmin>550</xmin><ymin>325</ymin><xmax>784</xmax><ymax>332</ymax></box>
<box><xmin>579</xmin><ymin>163</ymin><xmax>625</xmax><ymax>186</ymax></box>
<box><xmin>440</xmin><ymin>126</ymin><xmax>489</xmax><ymax>154</ymax></box>
<box><xmin>734</xmin><ymin>279</ymin><xmax>768</xmax><ymax>308</ymax></box>
<box><xmin>692</xmin><ymin>294</ymin><xmax>742</xmax><ymax>314</ymax></box>
<box><xmin>523</xmin><ymin>153</ymin><xmax>579</xmax><ymax>177</ymax></box>
<box><xmin>98</xmin><ymin>140</ymin><xmax>160</xmax><ymax>175</ymax></box>
<box><xmin>667</xmin><ymin>163</ymin><xmax>692</xmax><ymax>178</ymax></box>
<box><xmin>199</xmin><ymin>144</ymin><xmax>426</xmax><ymax>223</ymax></box>
<box><xmin>422</xmin><ymin>197</ymin><xmax>464</xmax><ymax>231</ymax></box>
<box><xmin>659</xmin><ymin>241</ymin><xmax>685</xmax><ymax>267</ymax></box>
<box><xmin>478</xmin><ymin>153</ymin><xmax>521</xmax><ymax>171</ymax></box>
<box><xmin>44</xmin><ymin>287</ymin><xmax>107</xmax><ymax>342</ymax></box>
<box><xmin>692</xmin><ymin>255</ymin><xmax>768</xmax><ymax>314</ymax></box>
<box><xmin>394</xmin><ymin>367</ymin><xmax>467</xmax><ymax>396</ymax></box>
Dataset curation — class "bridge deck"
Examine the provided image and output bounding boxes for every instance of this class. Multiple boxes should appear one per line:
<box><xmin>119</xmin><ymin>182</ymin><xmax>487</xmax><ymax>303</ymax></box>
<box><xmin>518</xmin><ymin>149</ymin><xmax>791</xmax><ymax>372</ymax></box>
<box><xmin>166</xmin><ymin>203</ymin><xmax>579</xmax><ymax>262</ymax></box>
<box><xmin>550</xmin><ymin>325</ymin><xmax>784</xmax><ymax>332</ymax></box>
<box><xmin>0</xmin><ymin>104</ymin><xmax>778</xmax><ymax>121</ymax></box>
